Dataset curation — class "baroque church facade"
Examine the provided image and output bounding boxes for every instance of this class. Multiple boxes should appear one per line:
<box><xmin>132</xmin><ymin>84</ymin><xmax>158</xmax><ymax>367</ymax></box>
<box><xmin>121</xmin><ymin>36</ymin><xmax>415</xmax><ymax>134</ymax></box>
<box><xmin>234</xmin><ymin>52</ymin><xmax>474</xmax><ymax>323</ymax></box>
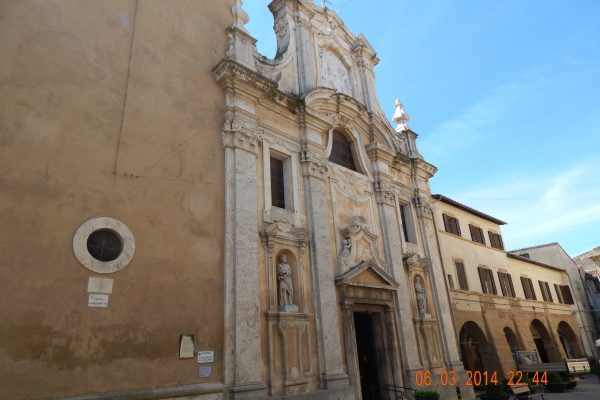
<box><xmin>216</xmin><ymin>1</ymin><xmax>472</xmax><ymax>399</ymax></box>
<box><xmin>0</xmin><ymin>1</ymin><xmax>473</xmax><ymax>399</ymax></box>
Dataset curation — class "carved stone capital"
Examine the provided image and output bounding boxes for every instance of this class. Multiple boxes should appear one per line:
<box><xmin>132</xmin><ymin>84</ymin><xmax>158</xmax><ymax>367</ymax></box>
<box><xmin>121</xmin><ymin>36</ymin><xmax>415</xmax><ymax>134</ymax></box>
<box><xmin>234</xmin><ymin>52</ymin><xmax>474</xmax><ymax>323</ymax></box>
<box><xmin>414</xmin><ymin>196</ymin><xmax>433</xmax><ymax>220</ymax></box>
<box><xmin>300</xmin><ymin>151</ymin><xmax>329</xmax><ymax>179</ymax></box>
<box><xmin>373</xmin><ymin>177</ymin><xmax>395</xmax><ymax>205</ymax></box>
<box><xmin>222</xmin><ymin>129</ymin><xmax>262</xmax><ymax>154</ymax></box>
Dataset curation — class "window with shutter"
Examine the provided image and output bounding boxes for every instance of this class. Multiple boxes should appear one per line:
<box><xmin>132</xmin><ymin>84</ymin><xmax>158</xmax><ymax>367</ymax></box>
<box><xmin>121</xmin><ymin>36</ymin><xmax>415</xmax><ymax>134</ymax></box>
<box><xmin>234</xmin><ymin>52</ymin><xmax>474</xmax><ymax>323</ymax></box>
<box><xmin>545</xmin><ymin>282</ymin><xmax>552</xmax><ymax>302</ymax></box>
<box><xmin>521</xmin><ymin>277</ymin><xmax>536</xmax><ymax>300</ymax></box>
<box><xmin>442</xmin><ymin>214</ymin><xmax>461</xmax><ymax>236</ymax></box>
<box><xmin>469</xmin><ymin>224</ymin><xmax>486</xmax><ymax>244</ymax></box>
<box><xmin>455</xmin><ymin>261</ymin><xmax>468</xmax><ymax>290</ymax></box>
<box><xmin>498</xmin><ymin>272</ymin><xmax>515</xmax><ymax>297</ymax></box>
<box><xmin>555</xmin><ymin>284</ymin><xmax>565</xmax><ymax>303</ymax></box>
<box><xmin>538</xmin><ymin>281</ymin><xmax>553</xmax><ymax>302</ymax></box>
<box><xmin>478</xmin><ymin>267</ymin><xmax>497</xmax><ymax>295</ymax></box>
<box><xmin>560</xmin><ymin>285</ymin><xmax>574</xmax><ymax>304</ymax></box>
<box><xmin>488</xmin><ymin>231</ymin><xmax>505</xmax><ymax>250</ymax></box>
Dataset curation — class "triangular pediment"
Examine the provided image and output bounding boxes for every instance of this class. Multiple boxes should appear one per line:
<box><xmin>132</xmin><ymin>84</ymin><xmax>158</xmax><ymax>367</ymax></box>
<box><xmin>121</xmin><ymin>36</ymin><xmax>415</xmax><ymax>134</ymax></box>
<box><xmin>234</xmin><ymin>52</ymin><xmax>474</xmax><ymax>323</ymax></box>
<box><xmin>335</xmin><ymin>259</ymin><xmax>398</xmax><ymax>290</ymax></box>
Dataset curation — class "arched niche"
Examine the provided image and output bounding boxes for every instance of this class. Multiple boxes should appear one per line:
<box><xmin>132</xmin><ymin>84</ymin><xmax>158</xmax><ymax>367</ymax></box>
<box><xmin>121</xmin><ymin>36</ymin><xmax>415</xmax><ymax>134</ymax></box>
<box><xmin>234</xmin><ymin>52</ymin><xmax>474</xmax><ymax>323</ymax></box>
<box><xmin>260</xmin><ymin>219</ymin><xmax>310</xmax><ymax>314</ymax></box>
<box><xmin>413</xmin><ymin>274</ymin><xmax>431</xmax><ymax>319</ymax></box>
<box><xmin>275</xmin><ymin>249</ymin><xmax>302</xmax><ymax>312</ymax></box>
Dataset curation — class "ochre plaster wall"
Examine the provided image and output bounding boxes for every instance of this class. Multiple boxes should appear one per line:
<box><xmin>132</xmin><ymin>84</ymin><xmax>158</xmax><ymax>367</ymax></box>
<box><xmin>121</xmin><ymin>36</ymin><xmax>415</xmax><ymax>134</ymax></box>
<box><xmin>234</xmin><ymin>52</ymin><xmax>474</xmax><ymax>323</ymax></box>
<box><xmin>0</xmin><ymin>1</ymin><xmax>233</xmax><ymax>398</ymax></box>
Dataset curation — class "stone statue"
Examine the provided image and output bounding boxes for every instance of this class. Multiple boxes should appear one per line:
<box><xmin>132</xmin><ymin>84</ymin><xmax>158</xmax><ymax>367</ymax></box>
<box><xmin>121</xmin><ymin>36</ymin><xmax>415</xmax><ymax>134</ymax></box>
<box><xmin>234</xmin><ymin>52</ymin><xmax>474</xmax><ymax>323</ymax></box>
<box><xmin>278</xmin><ymin>255</ymin><xmax>298</xmax><ymax>312</ymax></box>
<box><xmin>415</xmin><ymin>276</ymin><xmax>427</xmax><ymax>318</ymax></box>
<box><xmin>340</xmin><ymin>237</ymin><xmax>352</xmax><ymax>265</ymax></box>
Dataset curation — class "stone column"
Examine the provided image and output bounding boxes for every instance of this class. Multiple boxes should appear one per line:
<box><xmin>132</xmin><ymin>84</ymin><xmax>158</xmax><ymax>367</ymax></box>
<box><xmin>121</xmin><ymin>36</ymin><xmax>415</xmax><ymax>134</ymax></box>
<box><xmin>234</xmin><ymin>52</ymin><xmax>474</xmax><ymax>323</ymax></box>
<box><xmin>301</xmin><ymin>156</ymin><xmax>349</xmax><ymax>389</ymax></box>
<box><xmin>223</xmin><ymin>126</ymin><xmax>266</xmax><ymax>398</ymax></box>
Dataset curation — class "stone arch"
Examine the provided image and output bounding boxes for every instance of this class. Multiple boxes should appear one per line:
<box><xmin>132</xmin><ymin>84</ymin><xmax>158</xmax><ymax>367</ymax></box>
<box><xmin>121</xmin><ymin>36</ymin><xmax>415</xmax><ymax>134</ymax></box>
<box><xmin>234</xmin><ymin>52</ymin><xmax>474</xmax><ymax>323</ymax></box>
<box><xmin>459</xmin><ymin>321</ymin><xmax>500</xmax><ymax>373</ymax></box>
<box><xmin>557</xmin><ymin>321</ymin><xmax>583</xmax><ymax>359</ymax></box>
<box><xmin>530</xmin><ymin>319</ymin><xmax>561</xmax><ymax>362</ymax></box>
<box><xmin>504</xmin><ymin>327</ymin><xmax>521</xmax><ymax>352</ymax></box>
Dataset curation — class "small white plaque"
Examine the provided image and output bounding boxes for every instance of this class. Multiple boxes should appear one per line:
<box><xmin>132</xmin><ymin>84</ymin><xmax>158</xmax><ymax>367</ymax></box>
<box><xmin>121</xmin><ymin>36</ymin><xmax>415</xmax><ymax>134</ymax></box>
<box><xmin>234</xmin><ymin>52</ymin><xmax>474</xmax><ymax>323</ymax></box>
<box><xmin>179</xmin><ymin>335</ymin><xmax>195</xmax><ymax>359</ymax></box>
<box><xmin>87</xmin><ymin>277</ymin><xmax>114</xmax><ymax>294</ymax></box>
<box><xmin>88</xmin><ymin>293</ymin><xmax>109</xmax><ymax>307</ymax></box>
<box><xmin>199</xmin><ymin>366</ymin><xmax>212</xmax><ymax>378</ymax></box>
<box><xmin>197</xmin><ymin>351</ymin><xmax>214</xmax><ymax>363</ymax></box>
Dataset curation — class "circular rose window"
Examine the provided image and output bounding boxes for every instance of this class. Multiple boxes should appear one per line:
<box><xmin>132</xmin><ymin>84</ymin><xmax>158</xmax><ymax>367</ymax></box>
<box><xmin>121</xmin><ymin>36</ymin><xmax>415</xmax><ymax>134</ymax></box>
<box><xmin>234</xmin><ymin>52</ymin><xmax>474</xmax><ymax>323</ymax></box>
<box><xmin>73</xmin><ymin>217</ymin><xmax>135</xmax><ymax>273</ymax></box>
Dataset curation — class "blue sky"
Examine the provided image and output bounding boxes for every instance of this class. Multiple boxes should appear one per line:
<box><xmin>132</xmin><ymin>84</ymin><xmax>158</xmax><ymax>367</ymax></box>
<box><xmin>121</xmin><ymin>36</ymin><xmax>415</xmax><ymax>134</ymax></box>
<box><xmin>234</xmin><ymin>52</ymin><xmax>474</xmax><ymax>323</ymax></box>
<box><xmin>245</xmin><ymin>0</ymin><xmax>600</xmax><ymax>257</ymax></box>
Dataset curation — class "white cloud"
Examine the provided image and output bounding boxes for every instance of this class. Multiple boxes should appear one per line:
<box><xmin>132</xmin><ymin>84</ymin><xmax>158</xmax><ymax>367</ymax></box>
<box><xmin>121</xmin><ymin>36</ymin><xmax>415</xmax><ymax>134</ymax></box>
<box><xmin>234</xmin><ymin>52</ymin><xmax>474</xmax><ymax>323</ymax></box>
<box><xmin>420</xmin><ymin>81</ymin><xmax>524</xmax><ymax>160</ymax></box>
<box><xmin>447</xmin><ymin>159</ymin><xmax>600</xmax><ymax>251</ymax></box>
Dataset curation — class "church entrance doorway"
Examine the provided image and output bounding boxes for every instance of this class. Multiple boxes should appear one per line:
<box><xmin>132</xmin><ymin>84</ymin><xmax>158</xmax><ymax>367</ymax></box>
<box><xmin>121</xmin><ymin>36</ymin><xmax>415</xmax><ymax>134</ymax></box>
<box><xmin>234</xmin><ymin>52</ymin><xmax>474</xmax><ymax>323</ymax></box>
<box><xmin>354</xmin><ymin>312</ymin><xmax>384</xmax><ymax>400</ymax></box>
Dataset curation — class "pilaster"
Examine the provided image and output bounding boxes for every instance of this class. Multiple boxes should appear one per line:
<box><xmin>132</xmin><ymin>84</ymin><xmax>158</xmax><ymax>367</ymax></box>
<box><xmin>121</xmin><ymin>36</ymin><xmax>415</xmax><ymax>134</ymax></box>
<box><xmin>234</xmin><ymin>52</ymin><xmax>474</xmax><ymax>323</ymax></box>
<box><xmin>223</xmin><ymin>125</ymin><xmax>266</xmax><ymax>398</ymax></box>
<box><xmin>300</xmin><ymin>154</ymin><xmax>349</xmax><ymax>389</ymax></box>
<box><xmin>375</xmin><ymin>188</ymin><xmax>423</xmax><ymax>379</ymax></box>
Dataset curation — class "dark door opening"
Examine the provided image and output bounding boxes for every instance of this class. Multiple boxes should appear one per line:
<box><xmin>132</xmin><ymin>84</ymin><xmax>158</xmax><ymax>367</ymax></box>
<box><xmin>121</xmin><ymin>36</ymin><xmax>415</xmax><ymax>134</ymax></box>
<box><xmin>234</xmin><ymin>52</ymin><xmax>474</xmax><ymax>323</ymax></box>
<box><xmin>354</xmin><ymin>312</ymin><xmax>381</xmax><ymax>400</ymax></box>
<box><xmin>534</xmin><ymin>338</ymin><xmax>549</xmax><ymax>363</ymax></box>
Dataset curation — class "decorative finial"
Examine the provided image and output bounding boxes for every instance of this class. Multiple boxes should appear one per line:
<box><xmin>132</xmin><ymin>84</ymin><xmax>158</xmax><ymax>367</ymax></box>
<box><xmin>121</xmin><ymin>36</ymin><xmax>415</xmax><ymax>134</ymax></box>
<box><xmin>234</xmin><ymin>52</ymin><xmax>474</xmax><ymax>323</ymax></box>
<box><xmin>392</xmin><ymin>98</ymin><xmax>411</xmax><ymax>132</ymax></box>
<box><xmin>231</xmin><ymin>0</ymin><xmax>250</xmax><ymax>33</ymax></box>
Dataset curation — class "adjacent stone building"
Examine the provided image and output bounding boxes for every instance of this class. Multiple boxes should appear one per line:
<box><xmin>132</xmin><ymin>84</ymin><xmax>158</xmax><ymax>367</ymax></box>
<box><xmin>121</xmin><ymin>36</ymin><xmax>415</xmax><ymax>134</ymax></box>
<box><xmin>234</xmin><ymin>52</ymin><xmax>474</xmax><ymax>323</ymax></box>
<box><xmin>0</xmin><ymin>1</ymin><xmax>474</xmax><ymax>399</ymax></box>
<box><xmin>573</xmin><ymin>246</ymin><xmax>600</xmax><ymax>343</ymax></box>
<box><xmin>510</xmin><ymin>243</ymin><xmax>599</xmax><ymax>359</ymax></box>
<box><xmin>431</xmin><ymin>195</ymin><xmax>587</xmax><ymax>376</ymax></box>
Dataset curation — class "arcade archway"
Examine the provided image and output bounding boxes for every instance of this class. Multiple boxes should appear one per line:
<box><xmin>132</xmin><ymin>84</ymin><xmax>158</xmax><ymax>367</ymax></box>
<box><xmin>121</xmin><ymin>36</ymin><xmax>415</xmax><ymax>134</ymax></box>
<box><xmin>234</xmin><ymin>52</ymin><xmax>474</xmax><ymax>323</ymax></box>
<box><xmin>459</xmin><ymin>321</ymin><xmax>500</xmax><ymax>373</ymax></box>
<box><xmin>557</xmin><ymin>321</ymin><xmax>583</xmax><ymax>359</ymax></box>
<box><xmin>530</xmin><ymin>319</ymin><xmax>560</xmax><ymax>362</ymax></box>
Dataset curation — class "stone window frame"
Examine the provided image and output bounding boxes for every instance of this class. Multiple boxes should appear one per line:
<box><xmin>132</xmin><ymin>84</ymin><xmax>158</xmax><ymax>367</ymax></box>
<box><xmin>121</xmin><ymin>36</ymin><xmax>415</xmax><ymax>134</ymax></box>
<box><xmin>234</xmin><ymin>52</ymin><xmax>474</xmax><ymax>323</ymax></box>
<box><xmin>73</xmin><ymin>217</ymin><xmax>135</xmax><ymax>274</ymax></box>
<box><xmin>262</xmin><ymin>141</ymin><xmax>300</xmax><ymax>226</ymax></box>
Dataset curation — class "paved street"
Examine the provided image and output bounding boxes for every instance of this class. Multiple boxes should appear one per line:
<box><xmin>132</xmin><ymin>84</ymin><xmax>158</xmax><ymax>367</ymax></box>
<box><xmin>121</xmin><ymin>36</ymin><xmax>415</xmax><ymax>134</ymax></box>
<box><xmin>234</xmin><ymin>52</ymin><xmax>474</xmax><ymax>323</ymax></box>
<box><xmin>542</xmin><ymin>375</ymin><xmax>600</xmax><ymax>400</ymax></box>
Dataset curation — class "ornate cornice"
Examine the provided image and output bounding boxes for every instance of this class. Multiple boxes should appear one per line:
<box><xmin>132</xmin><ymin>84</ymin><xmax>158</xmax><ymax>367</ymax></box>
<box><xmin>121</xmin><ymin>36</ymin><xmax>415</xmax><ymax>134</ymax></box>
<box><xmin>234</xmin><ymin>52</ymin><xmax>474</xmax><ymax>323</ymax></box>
<box><xmin>214</xmin><ymin>59</ymin><xmax>278</xmax><ymax>95</ymax></box>
<box><xmin>260</xmin><ymin>218</ymin><xmax>308</xmax><ymax>250</ymax></box>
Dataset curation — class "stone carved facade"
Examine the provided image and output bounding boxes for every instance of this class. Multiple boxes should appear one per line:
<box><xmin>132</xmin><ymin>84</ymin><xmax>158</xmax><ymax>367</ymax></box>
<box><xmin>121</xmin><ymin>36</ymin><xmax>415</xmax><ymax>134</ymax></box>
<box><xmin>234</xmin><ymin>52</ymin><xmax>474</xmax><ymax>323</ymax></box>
<box><xmin>217</xmin><ymin>1</ymin><xmax>474</xmax><ymax>399</ymax></box>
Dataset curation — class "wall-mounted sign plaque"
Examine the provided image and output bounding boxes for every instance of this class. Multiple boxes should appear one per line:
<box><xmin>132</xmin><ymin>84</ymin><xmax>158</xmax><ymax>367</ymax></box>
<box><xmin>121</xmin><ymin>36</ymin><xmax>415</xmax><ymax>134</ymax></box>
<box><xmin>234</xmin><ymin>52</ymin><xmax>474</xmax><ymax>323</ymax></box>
<box><xmin>197</xmin><ymin>350</ymin><xmax>214</xmax><ymax>363</ymax></box>
<box><xmin>88</xmin><ymin>293</ymin><xmax>109</xmax><ymax>307</ymax></box>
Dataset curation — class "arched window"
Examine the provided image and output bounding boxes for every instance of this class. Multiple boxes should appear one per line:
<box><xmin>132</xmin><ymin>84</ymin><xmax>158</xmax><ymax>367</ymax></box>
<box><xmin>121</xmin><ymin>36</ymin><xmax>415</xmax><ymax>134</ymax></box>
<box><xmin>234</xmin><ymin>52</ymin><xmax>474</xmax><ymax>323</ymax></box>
<box><xmin>329</xmin><ymin>131</ymin><xmax>357</xmax><ymax>171</ymax></box>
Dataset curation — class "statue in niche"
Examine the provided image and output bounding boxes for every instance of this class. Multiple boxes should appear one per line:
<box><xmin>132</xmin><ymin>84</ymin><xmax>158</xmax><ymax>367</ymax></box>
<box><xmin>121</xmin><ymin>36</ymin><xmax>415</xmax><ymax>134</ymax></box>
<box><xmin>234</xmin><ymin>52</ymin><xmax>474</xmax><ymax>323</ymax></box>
<box><xmin>278</xmin><ymin>255</ymin><xmax>298</xmax><ymax>312</ymax></box>
<box><xmin>340</xmin><ymin>237</ymin><xmax>352</xmax><ymax>265</ymax></box>
<box><xmin>415</xmin><ymin>276</ymin><xmax>428</xmax><ymax>318</ymax></box>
